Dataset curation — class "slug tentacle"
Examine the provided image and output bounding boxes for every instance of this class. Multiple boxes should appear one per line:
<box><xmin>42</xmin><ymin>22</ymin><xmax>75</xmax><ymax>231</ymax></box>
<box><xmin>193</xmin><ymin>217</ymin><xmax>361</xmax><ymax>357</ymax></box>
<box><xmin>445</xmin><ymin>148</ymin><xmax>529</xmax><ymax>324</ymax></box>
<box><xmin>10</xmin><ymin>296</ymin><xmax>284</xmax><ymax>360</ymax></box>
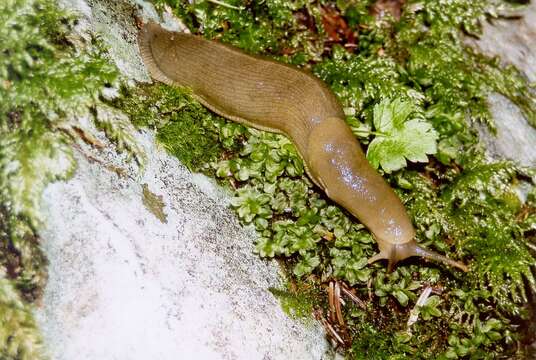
<box><xmin>137</xmin><ymin>21</ymin><xmax>470</xmax><ymax>273</ymax></box>
<box><xmin>412</xmin><ymin>244</ymin><xmax>469</xmax><ymax>272</ymax></box>
<box><xmin>367</xmin><ymin>252</ymin><xmax>388</xmax><ymax>264</ymax></box>
<box><xmin>370</xmin><ymin>238</ymin><xmax>468</xmax><ymax>272</ymax></box>
<box><xmin>367</xmin><ymin>252</ymin><xmax>393</xmax><ymax>272</ymax></box>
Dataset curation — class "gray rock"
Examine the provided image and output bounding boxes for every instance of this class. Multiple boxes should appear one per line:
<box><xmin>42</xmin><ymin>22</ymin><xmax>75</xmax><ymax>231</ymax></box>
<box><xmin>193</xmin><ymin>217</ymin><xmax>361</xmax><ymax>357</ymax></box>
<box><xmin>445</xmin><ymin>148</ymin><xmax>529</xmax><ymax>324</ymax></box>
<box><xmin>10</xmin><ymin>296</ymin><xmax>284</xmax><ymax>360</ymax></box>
<box><xmin>468</xmin><ymin>3</ymin><xmax>536</xmax><ymax>83</ymax></box>
<box><xmin>477</xmin><ymin>92</ymin><xmax>536</xmax><ymax>167</ymax></box>
<box><xmin>37</xmin><ymin>131</ymin><xmax>329</xmax><ymax>360</ymax></box>
<box><xmin>468</xmin><ymin>2</ymin><xmax>536</xmax><ymax>167</ymax></box>
<box><xmin>36</xmin><ymin>1</ymin><xmax>331</xmax><ymax>359</ymax></box>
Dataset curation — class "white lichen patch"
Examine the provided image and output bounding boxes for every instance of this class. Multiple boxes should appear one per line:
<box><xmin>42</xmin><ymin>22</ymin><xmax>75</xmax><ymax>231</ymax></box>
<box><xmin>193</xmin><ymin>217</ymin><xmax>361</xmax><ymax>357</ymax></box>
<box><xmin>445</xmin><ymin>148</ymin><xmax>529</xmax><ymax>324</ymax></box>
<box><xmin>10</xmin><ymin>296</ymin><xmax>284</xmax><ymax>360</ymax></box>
<box><xmin>36</xmin><ymin>131</ymin><xmax>329</xmax><ymax>359</ymax></box>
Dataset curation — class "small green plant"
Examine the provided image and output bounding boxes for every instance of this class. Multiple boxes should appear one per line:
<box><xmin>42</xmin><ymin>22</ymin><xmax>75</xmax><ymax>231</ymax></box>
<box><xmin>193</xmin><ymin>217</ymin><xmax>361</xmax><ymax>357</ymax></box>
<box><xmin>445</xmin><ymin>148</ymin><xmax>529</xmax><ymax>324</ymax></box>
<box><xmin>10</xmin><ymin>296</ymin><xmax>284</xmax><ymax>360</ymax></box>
<box><xmin>419</xmin><ymin>295</ymin><xmax>442</xmax><ymax>321</ymax></box>
<box><xmin>231</xmin><ymin>185</ymin><xmax>272</xmax><ymax>224</ymax></box>
<box><xmin>366</xmin><ymin>98</ymin><xmax>438</xmax><ymax>173</ymax></box>
<box><xmin>442</xmin><ymin>319</ymin><xmax>505</xmax><ymax>359</ymax></box>
<box><xmin>330</xmin><ymin>244</ymin><xmax>371</xmax><ymax>285</ymax></box>
<box><xmin>373</xmin><ymin>268</ymin><xmax>421</xmax><ymax>307</ymax></box>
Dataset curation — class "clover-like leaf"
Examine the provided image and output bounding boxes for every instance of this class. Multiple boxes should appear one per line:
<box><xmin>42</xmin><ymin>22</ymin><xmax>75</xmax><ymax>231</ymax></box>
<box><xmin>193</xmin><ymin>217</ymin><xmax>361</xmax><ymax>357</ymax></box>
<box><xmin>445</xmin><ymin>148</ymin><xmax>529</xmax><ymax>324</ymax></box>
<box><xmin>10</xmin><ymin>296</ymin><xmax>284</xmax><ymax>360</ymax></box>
<box><xmin>230</xmin><ymin>186</ymin><xmax>272</xmax><ymax>223</ymax></box>
<box><xmin>255</xmin><ymin>236</ymin><xmax>281</xmax><ymax>258</ymax></box>
<box><xmin>293</xmin><ymin>254</ymin><xmax>320</xmax><ymax>277</ymax></box>
<box><xmin>420</xmin><ymin>295</ymin><xmax>442</xmax><ymax>320</ymax></box>
<box><xmin>367</xmin><ymin>98</ymin><xmax>438</xmax><ymax>173</ymax></box>
<box><xmin>331</xmin><ymin>247</ymin><xmax>371</xmax><ymax>285</ymax></box>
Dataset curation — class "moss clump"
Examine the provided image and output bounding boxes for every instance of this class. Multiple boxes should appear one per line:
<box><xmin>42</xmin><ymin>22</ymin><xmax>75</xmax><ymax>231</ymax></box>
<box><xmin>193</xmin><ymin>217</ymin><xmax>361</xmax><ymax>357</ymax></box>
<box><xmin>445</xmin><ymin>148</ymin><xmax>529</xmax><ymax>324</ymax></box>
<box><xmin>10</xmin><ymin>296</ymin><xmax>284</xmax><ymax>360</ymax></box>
<box><xmin>269</xmin><ymin>275</ymin><xmax>324</xmax><ymax>321</ymax></box>
<box><xmin>0</xmin><ymin>275</ymin><xmax>45</xmax><ymax>359</ymax></box>
<box><xmin>156</xmin><ymin>112</ymin><xmax>222</xmax><ymax>172</ymax></box>
<box><xmin>111</xmin><ymin>84</ymin><xmax>243</xmax><ymax>172</ymax></box>
<box><xmin>153</xmin><ymin>0</ymin><xmax>326</xmax><ymax>64</ymax></box>
<box><xmin>0</xmin><ymin>0</ymin><xmax>145</xmax><ymax>357</ymax></box>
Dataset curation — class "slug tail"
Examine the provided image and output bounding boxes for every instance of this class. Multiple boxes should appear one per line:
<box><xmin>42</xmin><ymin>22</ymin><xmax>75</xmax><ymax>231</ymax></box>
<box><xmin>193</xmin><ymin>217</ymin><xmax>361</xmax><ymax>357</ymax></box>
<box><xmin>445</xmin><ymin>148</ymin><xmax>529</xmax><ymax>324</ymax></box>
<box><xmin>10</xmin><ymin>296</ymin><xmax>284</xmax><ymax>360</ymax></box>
<box><xmin>413</xmin><ymin>244</ymin><xmax>469</xmax><ymax>272</ymax></box>
<box><xmin>137</xmin><ymin>22</ymin><xmax>176</xmax><ymax>86</ymax></box>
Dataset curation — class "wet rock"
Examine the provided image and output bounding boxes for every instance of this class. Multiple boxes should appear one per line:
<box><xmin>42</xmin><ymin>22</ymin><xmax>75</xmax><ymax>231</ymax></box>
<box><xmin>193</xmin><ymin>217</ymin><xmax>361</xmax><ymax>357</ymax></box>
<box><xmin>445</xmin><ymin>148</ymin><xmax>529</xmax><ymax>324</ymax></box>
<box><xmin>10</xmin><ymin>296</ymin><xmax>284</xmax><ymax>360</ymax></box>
<box><xmin>468</xmin><ymin>3</ymin><xmax>536</xmax><ymax>83</ymax></box>
<box><xmin>468</xmin><ymin>2</ymin><xmax>536</xmax><ymax>167</ymax></box>
<box><xmin>477</xmin><ymin>92</ymin><xmax>536</xmax><ymax>167</ymax></box>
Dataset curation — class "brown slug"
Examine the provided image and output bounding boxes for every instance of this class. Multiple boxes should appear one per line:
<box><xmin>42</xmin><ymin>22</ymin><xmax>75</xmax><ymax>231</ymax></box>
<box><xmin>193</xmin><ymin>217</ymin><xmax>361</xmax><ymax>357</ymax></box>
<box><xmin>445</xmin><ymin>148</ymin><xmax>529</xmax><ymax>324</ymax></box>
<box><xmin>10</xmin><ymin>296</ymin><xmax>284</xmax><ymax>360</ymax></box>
<box><xmin>138</xmin><ymin>22</ymin><xmax>468</xmax><ymax>272</ymax></box>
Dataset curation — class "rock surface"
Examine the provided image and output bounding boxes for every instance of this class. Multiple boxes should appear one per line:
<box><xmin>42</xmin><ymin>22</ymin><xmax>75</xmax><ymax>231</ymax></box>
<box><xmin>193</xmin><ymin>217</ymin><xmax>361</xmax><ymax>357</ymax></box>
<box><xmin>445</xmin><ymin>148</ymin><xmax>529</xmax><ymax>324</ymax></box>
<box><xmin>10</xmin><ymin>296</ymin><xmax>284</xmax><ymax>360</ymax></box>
<box><xmin>469</xmin><ymin>3</ymin><xmax>536</xmax><ymax>83</ymax></box>
<box><xmin>468</xmin><ymin>2</ymin><xmax>536</xmax><ymax>167</ymax></box>
<box><xmin>36</xmin><ymin>1</ymin><xmax>330</xmax><ymax>359</ymax></box>
<box><xmin>37</xmin><ymin>131</ymin><xmax>330</xmax><ymax>360</ymax></box>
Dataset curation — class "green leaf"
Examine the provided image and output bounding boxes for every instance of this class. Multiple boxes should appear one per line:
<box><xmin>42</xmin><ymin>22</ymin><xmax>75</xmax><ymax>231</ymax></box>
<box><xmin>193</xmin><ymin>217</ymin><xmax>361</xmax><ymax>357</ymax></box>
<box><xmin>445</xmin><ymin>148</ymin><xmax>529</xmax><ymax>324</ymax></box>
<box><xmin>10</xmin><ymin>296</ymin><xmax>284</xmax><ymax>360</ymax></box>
<box><xmin>367</xmin><ymin>98</ymin><xmax>438</xmax><ymax>173</ymax></box>
<box><xmin>421</xmin><ymin>295</ymin><xmax>442</xmax><ymax>320</ymax></box>
<box><xmin>392</xmin><ymin>290</ymin><xmax>409</xmax><ymax>307</ymax></box>
<box><xmin>255</xmin><ymin>237</ymin><xmax>280</xmax><ymax>258</ymax></box>
<box><xmin>444</xmin><ymin>349</ymin><xmax>458</xmax><ymax>359</ymax></box>
<box><xmin>293</xmin><ymin>254</ymin><xmax>320</xmax><ymax>277</ymax></box>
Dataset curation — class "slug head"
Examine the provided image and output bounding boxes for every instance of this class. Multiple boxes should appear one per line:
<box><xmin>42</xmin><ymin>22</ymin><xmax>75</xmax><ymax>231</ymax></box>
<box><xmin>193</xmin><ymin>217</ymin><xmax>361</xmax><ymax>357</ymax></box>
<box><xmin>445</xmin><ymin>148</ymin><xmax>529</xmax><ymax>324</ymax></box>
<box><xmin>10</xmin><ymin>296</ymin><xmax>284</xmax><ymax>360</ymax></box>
<box><xmin>369</xmin><ymin>237</ymin><xmax>469</xmax><ymax>272</ymax></box>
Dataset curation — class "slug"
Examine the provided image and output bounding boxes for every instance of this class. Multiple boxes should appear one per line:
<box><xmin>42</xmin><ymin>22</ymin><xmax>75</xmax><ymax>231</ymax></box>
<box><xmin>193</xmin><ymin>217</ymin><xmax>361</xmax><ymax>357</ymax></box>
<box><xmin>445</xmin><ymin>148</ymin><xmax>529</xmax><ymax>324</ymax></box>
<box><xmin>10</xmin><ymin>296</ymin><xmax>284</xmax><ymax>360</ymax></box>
<box><xmin>138</xmin><ymin>22</ymin><xmax>468</xmax><ymax>272</ymax></box>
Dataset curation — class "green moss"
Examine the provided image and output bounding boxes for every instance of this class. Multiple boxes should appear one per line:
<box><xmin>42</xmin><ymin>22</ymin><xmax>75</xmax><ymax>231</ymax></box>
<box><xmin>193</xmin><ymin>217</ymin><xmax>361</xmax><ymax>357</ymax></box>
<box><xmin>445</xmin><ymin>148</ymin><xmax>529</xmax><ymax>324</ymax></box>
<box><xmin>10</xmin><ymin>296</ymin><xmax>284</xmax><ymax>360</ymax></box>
<box><xmin>154</xmin><ymin>0</ymin><xmax>326</xmax><ymax>64</ymax></box>
<box><xmin>0</xmin><ymin>2</ymin><xmax>81</xmax><ymax>337</ymax></box>
<box><xmin>0</xmin><ymin>275</ymin><xmax>45</xmax><ymax>360</ymax></box>
<box><xmin>156</xmin><ymin>114</ymin><xmax>220</xmax><ymax>172</ymax></box>
<box><xmin>112</xmin><ymin>84</ymin><xmax>239</xmax><ymax>172</ymax></box>
<box><xmin>93</xmin><ymin>104</ymin><xmax>146</xmax><ymax>166</ymax></box>
<box><xmin>444</xmin><ymin>164</ymin><xmax>534</xmax><ymax>303</ymax></box>
<box><xmin>347</xmin><ymin>323</ymin><xmax>412</xmax><ymax>360</ymax></box>
<box><xmin>0</xmin><ymin>0</ymin><xmax>120</xmax><ymax>236</ymax></box>
<box><xmin>269</xmin><ymin>277</ymin><xmax>323</xmax><ymax>321</ymax></box>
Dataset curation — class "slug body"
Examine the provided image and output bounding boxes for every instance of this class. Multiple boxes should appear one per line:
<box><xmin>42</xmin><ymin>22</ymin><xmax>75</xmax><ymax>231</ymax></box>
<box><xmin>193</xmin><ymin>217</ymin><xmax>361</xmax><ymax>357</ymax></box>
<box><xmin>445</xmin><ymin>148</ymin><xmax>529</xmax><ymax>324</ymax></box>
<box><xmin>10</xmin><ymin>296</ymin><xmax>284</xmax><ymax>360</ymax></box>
<box><xmin>138</xmin><ymin>22</ymin><xmax>467</xmax><ymax>272</ymax></box>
